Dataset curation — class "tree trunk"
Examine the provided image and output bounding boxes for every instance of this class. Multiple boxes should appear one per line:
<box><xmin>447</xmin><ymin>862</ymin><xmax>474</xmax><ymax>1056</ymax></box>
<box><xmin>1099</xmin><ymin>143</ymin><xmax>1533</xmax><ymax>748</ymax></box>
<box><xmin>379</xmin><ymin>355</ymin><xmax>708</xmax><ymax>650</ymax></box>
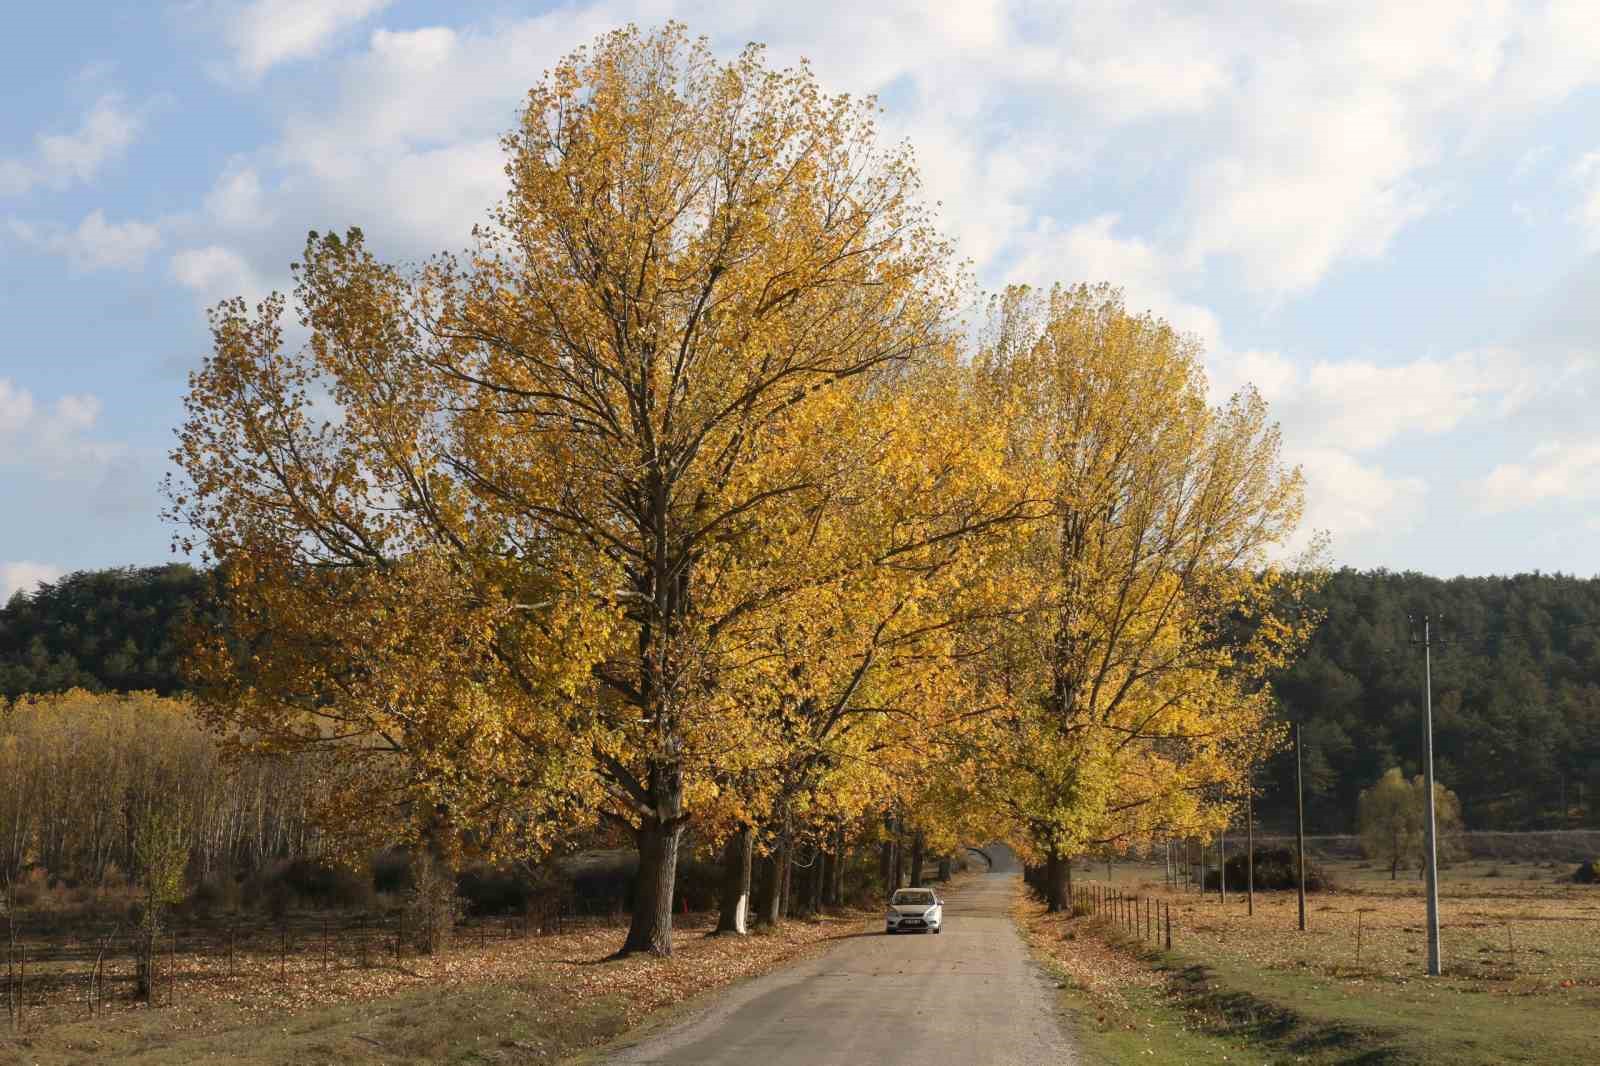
<box><xmin>830</xmin><ymin>828</ymin><xmax>847</xmax><ymax>905</ymax></box>
<box><xmin>808</xmin><ymin>850</ymin><xmax>824</xmax><ymax>915</ymax></box>
<box><xmin>620</xmin><ymin>815</ymin><xmax>683</xmax><ymax>956</ymax></box>
<box><xmin>779</xmin><ymin>839</ymin><xmax>793</xmax><ymax>918</ymax></box>
<box><xmin>755</xmin><ymin>849</ymin><xmax>781</xmax><ymax>927</ymax></box>
<box><xmin>879</xmin><ymin>838</ymin><xmax>894</xmax><ymax>895</ymax></box>
<box><xmin>894</xmin><ymin>831</ymin><xmax>906</xmax><ymax>890</ymax></box>
<box><xmin>1045</xmin><ymin>844</ymin><xmax>1067</xmax><ymax>913</ymax></box>
<box><xmin>757</xmin><ymin>825</ymin><xmax>789</xmax><ymax>927</ymax></box>
<box><xmin>938</xmin><ymin>856</ymin><xmax>951</xmax><ymax>881</ymax></box>
<box><xmin>910</xmin><ymin>830</ymin><xmax>925</xmax><ymax>887</ymax></box>
<box><xmin>713</xmin><ymin>825</ymin><xmax>753</xmax><ymax>935</ymax></box>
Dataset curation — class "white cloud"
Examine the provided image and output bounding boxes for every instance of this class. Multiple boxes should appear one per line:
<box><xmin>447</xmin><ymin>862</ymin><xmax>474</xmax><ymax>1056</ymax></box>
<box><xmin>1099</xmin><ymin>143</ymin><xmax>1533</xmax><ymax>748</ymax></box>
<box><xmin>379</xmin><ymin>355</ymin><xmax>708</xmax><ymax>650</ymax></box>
<box><xmin>205</xmin><ymin>163</ymin><xmax>271</xmax><ymax>229</ymax></box>
<box><xmin>1570</xmin><ymin>151</ymin><xmax>1600</xmax><ymax>246</ymax></box>
<box><xmin>185</xmin><ymin>2</ymin><xmax>1600</xmax><ymax>315</ymax></box>
<box><xmin>0</xmin><ymin>561</ymin><xmax>62</xmax><ymax>603</ymax></box>
<box><xmin>1292</xmin><ymin>446</ymin><xmax>1428</xmax><ymax>547</ymax></box>
<box><xmin>1475</xmin><ymin>439</ymin><xmax>1600</xmax><ymax>513</ymax></box>
<box><xmin>0</xmin><ymin>378</ymin><xmax>35</xmax><ymax>433</ymax></box>
<box><xmin>1294</xmin><ymin>349</ymin><xmax>1533</xmax><ymax>452</ymax></box>
<box><xmin>0</xmin><ymin>378</ymin><xmax>121</xmax><ymax>480</ymax></box>
<box><xmin>222</xmin><ymin>0</ymin><xmax>393</xmax><ymax>79</ymax></box>
<box><xmin>8</xmin><ymin>209</ymin><xmax>162</xmax><ymax>271</ymax></box>
<box><xmin>0</xmin><ymin>95</ymin><xmax>141</xmax><ymax>196</ymax></box>
<box><xmin>1005</xmin><ymin>213</ymin><xmax>1222</xmax><ymax>350</ymax></box>
<box><xmin>170</xmin><ymin>244</ymin><xmax>268</xmax><ymax>303</ymax></box>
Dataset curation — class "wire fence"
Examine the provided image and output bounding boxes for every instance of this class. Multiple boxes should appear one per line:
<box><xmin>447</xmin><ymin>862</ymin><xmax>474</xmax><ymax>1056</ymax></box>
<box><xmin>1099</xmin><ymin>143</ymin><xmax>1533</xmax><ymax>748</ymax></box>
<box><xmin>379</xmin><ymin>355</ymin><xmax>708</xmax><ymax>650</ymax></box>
<box><xmin>1</xmin><ymin>897</ymin><xmax>615</xmax><ymax>1032</ymax></box>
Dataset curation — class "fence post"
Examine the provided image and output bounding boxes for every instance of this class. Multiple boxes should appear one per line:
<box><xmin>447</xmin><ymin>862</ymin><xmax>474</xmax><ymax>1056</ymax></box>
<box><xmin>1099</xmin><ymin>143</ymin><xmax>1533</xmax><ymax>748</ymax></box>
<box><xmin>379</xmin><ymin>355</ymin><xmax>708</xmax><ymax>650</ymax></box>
<box><xmin>1165</xmin><ymin>903</ymin><xmax>1171</xmax><ymax>949</ymax></box>
<box><xmin>169</xmin><ymin>932</ymin><xmax>177</xmax><ymax>1006</ymax></box>
<box><xmin>279</xmin><ymin>924</ymin><xmax>287</xmax><ymax>983</ymax></box>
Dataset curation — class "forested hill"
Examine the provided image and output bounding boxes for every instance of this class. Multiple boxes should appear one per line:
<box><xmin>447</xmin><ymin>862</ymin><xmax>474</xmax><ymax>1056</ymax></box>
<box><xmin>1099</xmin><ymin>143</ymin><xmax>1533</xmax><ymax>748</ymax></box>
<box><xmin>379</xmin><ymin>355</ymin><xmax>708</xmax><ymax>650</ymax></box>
<box><xmin>3</xmin><ymin>564</ymin><xmax>1598</xmax><ymax>832</ymax></box>
<box><xmin>1262</xmin><ymin>569</ymin><xmax>1600</xmax><ymax>834</ymax></box>
<box><xmin>0</xmin><ymin>565</ymin><xmax>209</xmax><ymax>698</ymax></box>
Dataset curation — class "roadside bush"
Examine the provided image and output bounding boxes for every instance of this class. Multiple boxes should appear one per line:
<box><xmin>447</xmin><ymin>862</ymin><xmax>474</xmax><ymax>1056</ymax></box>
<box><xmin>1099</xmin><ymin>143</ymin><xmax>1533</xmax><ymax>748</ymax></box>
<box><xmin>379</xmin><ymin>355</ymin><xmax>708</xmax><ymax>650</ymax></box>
<box><xmin>405</xmin><ymin>852</ymin><xmax>462</xmax><ymax>954</ymax></box>
<box><xmin>1205</xmin><ymin>847</ymin><xmax>1334</xmax><ymax>892</ymax></box>
<box><xmin>243</xmin><ymin>858</ymin><xmax>372</xmax><ymax>913</ymax></box>
<box><xmin>1572</xmin><ymin>859</ymin><xmax>1600</xmax><ymax>884</ymax></box>
<box><xmin>9</xmin><ymin>868</ymin><xmax>48</xmax><ymax>908</ymax></box>
<box><xmin>372</xmin><ymin>849</ymin><xmax>413</xmax><ymax>895</ymax></box>
<box><xmin>456</xmin><ymin>863</ymin><xmax>532</xmax><ymax>915</ymax></box>
<box><xmin>674</xmin><ymin>856</ymin><xmax>722</xmax><ymax>912</ymax></box>
<box><xmin>187</xmin><ymin>874</ymin><xmax>241</xmax><ymax>915</ymax></box>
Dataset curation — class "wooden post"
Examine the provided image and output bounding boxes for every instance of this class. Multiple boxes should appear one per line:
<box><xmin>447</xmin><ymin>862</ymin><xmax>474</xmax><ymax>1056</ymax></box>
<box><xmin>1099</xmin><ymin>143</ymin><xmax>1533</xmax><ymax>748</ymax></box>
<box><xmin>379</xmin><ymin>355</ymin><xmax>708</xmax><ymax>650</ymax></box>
<box><xmin>280</xmin><ymin>925</ymin><xmax>287</xmax><ymax>983</ymax></box>
<box><xmin>1246</xmin><ymin>784</ymin><xmax>1255</xmax><ymax>917</ymax></box>
<box><xmin>1219</xmin><ymin>827</ymin><xmax>1227</xmax><ymax>905</ymax></box>
<box><xmin>1164</xmin><ymin>903</ymin><xmax>1171</xmax><ymax>949</ymax></box>
<box><xmin>1295</xmin><ymin>721</ymin><xmax>1308</xmax><ymax>932</ymax></box>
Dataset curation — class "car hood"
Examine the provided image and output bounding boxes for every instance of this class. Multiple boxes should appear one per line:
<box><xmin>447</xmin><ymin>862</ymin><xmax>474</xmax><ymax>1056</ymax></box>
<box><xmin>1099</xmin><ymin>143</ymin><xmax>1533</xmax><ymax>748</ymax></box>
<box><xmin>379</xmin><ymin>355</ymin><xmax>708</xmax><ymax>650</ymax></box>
<box><xmin>889</xmin><ymin>904</ymin><xmax>938</xmax><ymax>914</ymax></box>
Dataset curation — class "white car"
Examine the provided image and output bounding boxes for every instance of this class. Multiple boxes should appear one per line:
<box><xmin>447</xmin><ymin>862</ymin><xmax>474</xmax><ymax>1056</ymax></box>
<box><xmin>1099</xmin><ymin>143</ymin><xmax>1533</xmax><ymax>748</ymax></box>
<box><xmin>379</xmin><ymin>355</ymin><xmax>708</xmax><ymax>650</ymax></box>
<box><xmin>885</xmin><ymin>887</ymin><xmax>943</xmax><ymax>934</ymax></box>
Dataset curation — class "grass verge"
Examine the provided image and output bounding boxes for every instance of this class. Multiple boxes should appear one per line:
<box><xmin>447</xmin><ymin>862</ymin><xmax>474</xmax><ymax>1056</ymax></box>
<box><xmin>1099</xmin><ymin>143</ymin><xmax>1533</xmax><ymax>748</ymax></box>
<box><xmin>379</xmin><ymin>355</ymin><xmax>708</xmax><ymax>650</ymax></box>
<box><xmin>1017</xmin><ymin>888</ymin><xmax>1600</xmax><ymax>1066</ymax></box>
<box><xmin>0</xmin><ymin>908</ymin><xmax>876</xmax><ymax>1065</ymax></box>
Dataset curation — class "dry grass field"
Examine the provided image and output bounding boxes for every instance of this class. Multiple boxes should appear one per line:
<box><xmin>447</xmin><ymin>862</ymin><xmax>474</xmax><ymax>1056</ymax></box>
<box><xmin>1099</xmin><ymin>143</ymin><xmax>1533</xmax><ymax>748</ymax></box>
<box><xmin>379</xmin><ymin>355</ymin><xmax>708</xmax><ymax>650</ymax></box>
<box><xmin>1163</xmin><ymin>858</ymin><xmax>1600</xmax><ymax>987</ymax></box>
<box><xmin>1026</xmin><ymin>849</ymin><xmax>1600</xmax><ymax>1065</ymax></box>
<box><xmin>0</xmin><ymin>908</ymin><xmax>876</xmax><ymax>1065</ymax></box>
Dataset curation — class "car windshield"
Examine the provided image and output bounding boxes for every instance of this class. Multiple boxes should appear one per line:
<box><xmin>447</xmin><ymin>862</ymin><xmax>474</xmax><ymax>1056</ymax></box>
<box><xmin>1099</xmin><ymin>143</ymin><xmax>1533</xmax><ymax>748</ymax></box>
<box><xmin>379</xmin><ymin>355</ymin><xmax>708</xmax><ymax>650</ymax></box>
<box><xmin>893</xmin><ymin>890</ymin><xmax>935</xmax><ymax>905</ymax></box>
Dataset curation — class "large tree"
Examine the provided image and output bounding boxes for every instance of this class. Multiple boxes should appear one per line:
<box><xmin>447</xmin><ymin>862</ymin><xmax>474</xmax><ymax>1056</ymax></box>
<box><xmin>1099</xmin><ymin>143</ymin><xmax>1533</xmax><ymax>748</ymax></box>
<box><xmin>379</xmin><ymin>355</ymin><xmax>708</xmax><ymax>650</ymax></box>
<box><xmin>972</xmin><ymin>284</ymin><xmax>1315</xmax><ymax>911</ymax></box>
<box><xmin>168</xmin><ymin>24</ymin><xmax>953</xmax><ymax>956</ymax></box>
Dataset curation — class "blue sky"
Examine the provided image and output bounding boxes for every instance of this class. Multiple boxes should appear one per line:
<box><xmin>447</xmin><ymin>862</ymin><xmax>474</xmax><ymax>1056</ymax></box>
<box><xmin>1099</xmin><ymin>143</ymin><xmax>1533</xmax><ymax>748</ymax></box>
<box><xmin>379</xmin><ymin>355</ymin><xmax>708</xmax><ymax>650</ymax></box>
<box><xmin>4</xmin><ymin>0</ymin><xmax>1600</xmax><ymax>599</ymax></box>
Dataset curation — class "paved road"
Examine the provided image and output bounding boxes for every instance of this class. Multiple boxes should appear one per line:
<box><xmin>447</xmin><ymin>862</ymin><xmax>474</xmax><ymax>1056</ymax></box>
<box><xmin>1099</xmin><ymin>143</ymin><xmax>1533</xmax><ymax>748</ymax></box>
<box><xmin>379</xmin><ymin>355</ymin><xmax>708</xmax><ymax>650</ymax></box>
<box><xmin>605</xmin><ymin>868</ymin><xmax>1077</xmax><ymax>1065</ymax></box>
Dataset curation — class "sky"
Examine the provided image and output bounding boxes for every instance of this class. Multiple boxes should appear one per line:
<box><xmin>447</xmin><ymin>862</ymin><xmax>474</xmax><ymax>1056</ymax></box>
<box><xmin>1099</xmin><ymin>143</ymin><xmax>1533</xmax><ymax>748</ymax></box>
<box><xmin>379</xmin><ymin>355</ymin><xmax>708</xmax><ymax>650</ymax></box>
<box><xmin>3</xmin><ymin>0</ymin><xmax>1600</xmax><ymax>600</ymax></box>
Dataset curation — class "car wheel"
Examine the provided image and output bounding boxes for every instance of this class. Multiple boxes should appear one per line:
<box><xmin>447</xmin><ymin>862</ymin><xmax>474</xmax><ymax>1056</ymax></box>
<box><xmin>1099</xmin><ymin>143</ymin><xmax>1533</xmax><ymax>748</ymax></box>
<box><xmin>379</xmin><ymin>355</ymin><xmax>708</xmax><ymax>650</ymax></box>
<box><xmin>886</xmin><ymin>927</ymin><xmax>895</xmax><ymax>935</ymax></box>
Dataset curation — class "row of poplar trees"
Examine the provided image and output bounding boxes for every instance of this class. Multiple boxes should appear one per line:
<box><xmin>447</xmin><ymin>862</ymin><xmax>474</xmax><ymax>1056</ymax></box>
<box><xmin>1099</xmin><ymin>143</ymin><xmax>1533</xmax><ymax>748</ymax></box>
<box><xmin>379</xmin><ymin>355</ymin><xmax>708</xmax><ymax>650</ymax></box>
<box><xmin>166</xmin><ymin>24</ymin><xmax>1316</xmax><ymax>956</ymax></box>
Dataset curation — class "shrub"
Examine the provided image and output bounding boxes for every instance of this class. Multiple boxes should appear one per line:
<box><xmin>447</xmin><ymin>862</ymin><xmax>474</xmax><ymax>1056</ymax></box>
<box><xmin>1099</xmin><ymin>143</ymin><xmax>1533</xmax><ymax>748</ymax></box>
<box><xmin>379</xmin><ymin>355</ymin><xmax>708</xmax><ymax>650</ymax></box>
<box><xmin>1572</xmin><ymin>859</ymin><xmax>1600</xmax><ymax>885</ymax></box>
<box><xmin>243</xmin><ymin>857</ymin><xmax>372</xmax><ymax>913</ymax></box>
<box><xmin>456</xmin><ymin>863</ymin><xmax>531</xmax><ymax>916</ymax></box>
<box><xmin>372</xmin><ymin>849</ymin><xmax>414</xmax><ymax>895</ymax></box>
<box><xmin>187</xmin><ymin>874</ymin><xmax>241</xmax><ymax>915</ymax></box>
<box><xmin>1204</xmin><ymin>847</ymin><xmax>1334</xmax><ymax>893</ymax></box>
<box><xmin>10</xmin><ymin>868</ymin><xmax>48</xmax><ymax>908</ymax></box>
<box><xmin>404</xmin><ymin>852</ymin><xmax>462</xmax><ymax>954</ymax></box>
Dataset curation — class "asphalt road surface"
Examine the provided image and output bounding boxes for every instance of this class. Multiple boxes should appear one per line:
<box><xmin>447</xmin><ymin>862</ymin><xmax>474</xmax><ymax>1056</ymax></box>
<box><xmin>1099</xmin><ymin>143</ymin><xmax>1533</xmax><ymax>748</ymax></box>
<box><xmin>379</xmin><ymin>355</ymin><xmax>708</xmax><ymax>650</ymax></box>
<box><xmin>605</xmin><ymin>863</ymin><xmax>1078</xmax><ymax>1065</ymax></box>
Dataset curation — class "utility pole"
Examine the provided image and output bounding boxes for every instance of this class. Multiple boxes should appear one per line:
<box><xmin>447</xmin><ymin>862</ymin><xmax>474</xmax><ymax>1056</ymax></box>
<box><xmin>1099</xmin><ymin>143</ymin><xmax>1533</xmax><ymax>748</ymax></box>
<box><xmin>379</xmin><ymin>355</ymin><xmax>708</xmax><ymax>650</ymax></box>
<box><xmin>1294</xmin><ymin>721</ymin><xmax>1307</xmax><ymax>932</ymax></box>
<box><xmin>1410</xmin><ymin>615</ymin><xmax>1444</xmax><ymax>977</ymax></box>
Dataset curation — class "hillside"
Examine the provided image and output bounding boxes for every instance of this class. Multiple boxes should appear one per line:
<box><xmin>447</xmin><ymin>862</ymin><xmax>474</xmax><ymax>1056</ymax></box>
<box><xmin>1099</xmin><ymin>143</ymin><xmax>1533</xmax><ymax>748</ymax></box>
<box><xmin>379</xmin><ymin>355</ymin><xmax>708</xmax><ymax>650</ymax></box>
<box><xmin>0</xmin><ymin>564</ymin><xmax>210</xmax><ymax>698</ymax></box>
<box><xmin>4</xmin><ymin>564</ymin><xmax>1598</xmax><ymax>832</ymax></box>
<box><xmin>1263</xmin><ymin>568</ymin><xmax>1600</xmax><ymax>833</ymax></box>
